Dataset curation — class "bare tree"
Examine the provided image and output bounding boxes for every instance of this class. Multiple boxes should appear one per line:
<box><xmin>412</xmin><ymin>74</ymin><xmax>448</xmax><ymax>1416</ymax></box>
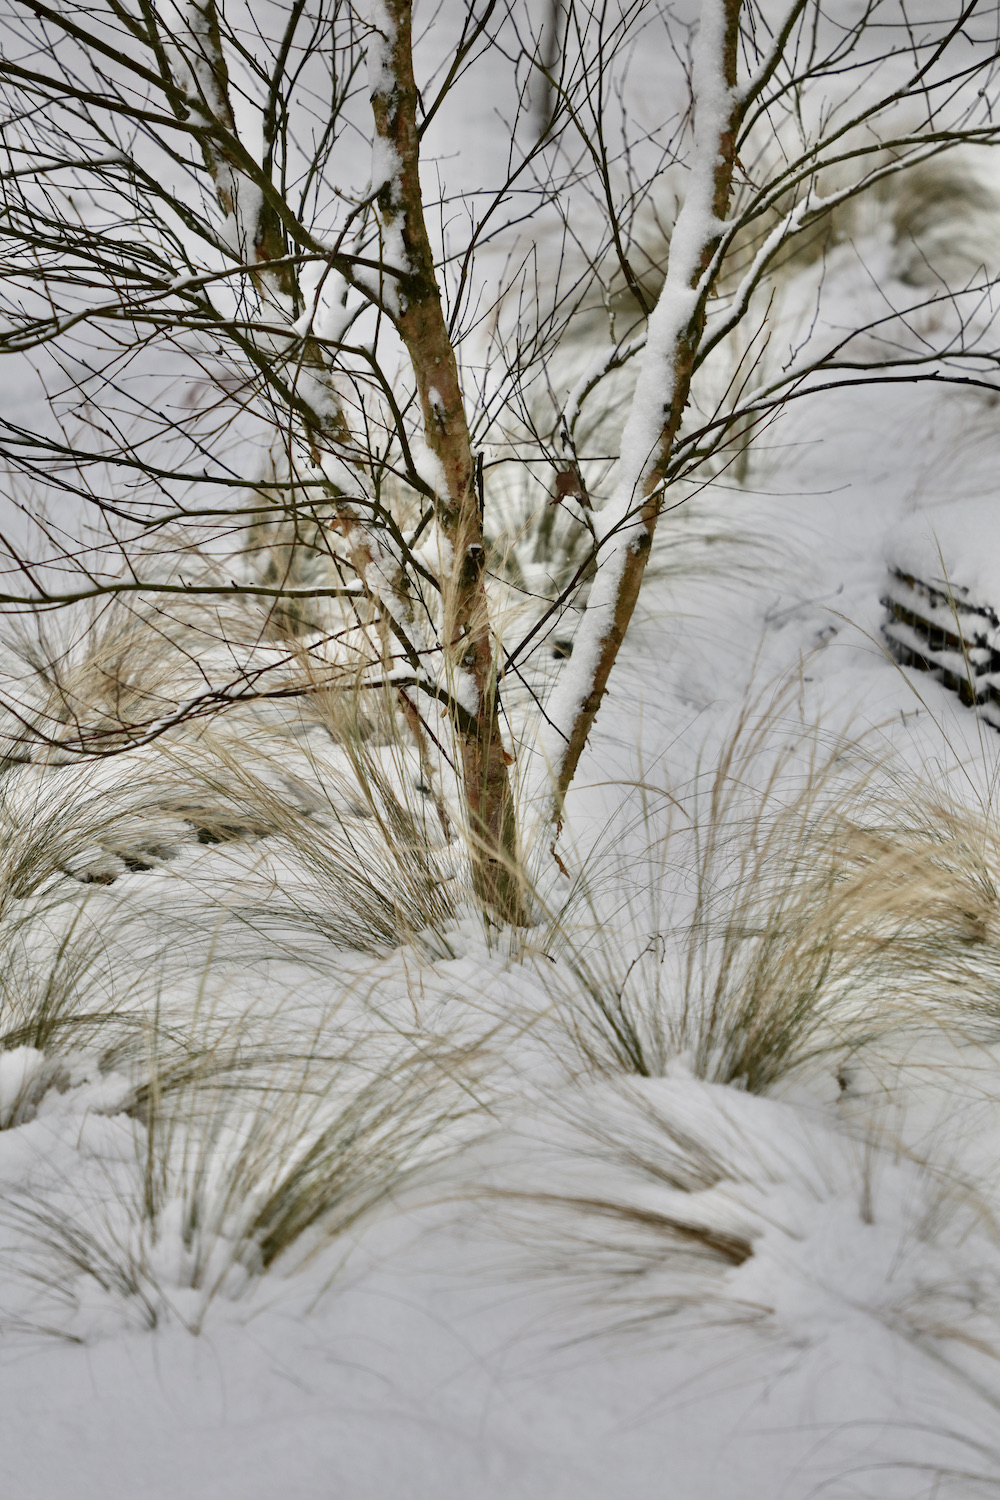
<box><xmin>532</xmin><ymin>0</ymin><xmax>1000</xmax><ymax>817</ymax></box>
<box><xmin>0</xmin><ymin>0</ymin><xmax>542</xmax><ymax>918</ymax></box>
<box><xmin>1</xmin><ymin>0</ymin><xmax>1000</xmax><ymax>911</ymax></box>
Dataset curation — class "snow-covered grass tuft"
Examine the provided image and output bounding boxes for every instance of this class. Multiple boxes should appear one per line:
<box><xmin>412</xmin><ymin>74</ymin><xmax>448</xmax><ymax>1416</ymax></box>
<box><xmin>135</xmin><ymin>1025</ymin><xmax>478</xmax><ymax>1300</ymax></box>
<box><xmin>0</xmin><ymin>548</ymin><xmax>287</xmax><ymax>760</ymax></box>
<box><xmin>0</xmin><ymin>944</ymin><xmax>487</xmax><ymax>1337</ymax></box>
<box><xmin>0</xmin><ymin>696</ymin><xmax>501</xmax><ymax>1338</ymax></box>
<box><xmin>154</xmin><ymin>718</ymin><xmax>467</xmax><ymax>955</ymax></box>
<box><xmin>484</xmin><ymin>1061</ymin><xmax>1000</xmax><ymax>1437</ymax></box>
<box><xmin>538</xmin><ymin>692</ymin><xmax>1000</xmax><ymax>1093</ymax></box>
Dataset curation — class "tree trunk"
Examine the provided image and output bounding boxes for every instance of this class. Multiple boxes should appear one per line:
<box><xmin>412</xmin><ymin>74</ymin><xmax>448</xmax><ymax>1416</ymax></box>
<box><xmin>368</xmin><ymin>0</ymin><xmax>523</xmax><ymax>922</ymax></box>
<box><xmin>549</xmin><ymin>0</ymin><xmax>744</xmax><ymax>818</ymax></box>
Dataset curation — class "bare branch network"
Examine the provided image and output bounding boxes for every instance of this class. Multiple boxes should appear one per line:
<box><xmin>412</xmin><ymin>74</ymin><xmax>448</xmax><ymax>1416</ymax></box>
<box><xmin>1</xmin><ymin>0</ymin><xmax>1000</xmax><ymax>914</ymax></box>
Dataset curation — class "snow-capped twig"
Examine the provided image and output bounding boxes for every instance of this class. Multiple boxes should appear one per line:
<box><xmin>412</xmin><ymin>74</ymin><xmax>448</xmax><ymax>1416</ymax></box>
<box><xmin>559</xmin><ymin>334</ymin><xmax>648</xmax><ymax>446</ymax></box>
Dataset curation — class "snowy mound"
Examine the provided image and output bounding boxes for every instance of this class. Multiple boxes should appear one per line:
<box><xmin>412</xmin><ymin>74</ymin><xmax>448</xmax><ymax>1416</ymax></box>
<box><xmin>888</xmin><ymin>498</ymin><xmax>1000</xmax><ymax>608</ymax></box>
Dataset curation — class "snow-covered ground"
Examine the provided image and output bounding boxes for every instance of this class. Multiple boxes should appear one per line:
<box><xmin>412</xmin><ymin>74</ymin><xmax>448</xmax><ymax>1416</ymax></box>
<box><xmin>1</xmin><ymin>338</ymin><xmax>1000</xmax><ymax>1499</ymax></box>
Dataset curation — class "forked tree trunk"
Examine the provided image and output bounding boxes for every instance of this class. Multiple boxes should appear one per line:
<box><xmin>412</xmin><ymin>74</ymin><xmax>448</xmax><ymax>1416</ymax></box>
<box><xmin>368</xmin><ymin>0</ymin><xmax>523</xmax><ymax>922</ymax></box>
<box><xmin>180</xmin><ymin>0</ymin><xmax>522</xmax><ymax>921</ymax></box>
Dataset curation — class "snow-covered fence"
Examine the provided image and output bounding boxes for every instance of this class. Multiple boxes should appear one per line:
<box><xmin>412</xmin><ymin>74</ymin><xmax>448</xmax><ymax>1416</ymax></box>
<box><xmin>882</xmin><ymin>569</ymin><xmax>1000</xmax><ymax>730</ymax></box>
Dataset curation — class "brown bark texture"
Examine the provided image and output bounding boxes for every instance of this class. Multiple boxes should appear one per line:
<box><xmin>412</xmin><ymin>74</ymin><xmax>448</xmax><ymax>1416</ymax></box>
<box><xmin>369</xmin><ymin>0</ymin><xmax>522</xmax><ymax>922</ymax></box>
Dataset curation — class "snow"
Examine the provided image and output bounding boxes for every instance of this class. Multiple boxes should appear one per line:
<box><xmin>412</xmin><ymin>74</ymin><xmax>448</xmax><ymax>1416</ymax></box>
<box><xmin>890</xmin><ymin>496</ymin><xmax>1000</xmax><ymax>606</ymax></box>
<box><xmin>408</xmin><ymin>433</ymin><xmax>448</xmax><ymax>496</ymax></box>
<box><xmin>0</xmin><ymin>1047</ymin><xmax>45</xmax><ymax>1128</ymax></box>
<box><xmin>370</xmin><ymin>133</ymin><xmax>402</xmax><ymax>197</ymax></box>
<box><xmin>4</xmin><ymin>1045</ymin><xmax>1000</xmax><ymax>1498</ymax></box>
<box><xmin>5</xmin><ymin>2</ymin><xmax>1000</xmax><ymax>1497</ymax></box>
<box><xmin>364</xmin><ymin>0</ymin><xmax>411</xmax><ymax>315</ymax></box>
<box><xmin>364</xmin><ymin>0</ymin><xmax>399</xmax><ymax>97</ymax></box>
<box><xmin>543</xmin><ymin>0</ymin><xmax>738</xmax><ymax>770</ymax></box>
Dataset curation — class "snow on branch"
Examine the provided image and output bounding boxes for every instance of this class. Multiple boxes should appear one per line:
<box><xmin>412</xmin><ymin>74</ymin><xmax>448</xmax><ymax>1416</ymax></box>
<box><xmin>543</xmin><ymin>0</ymin><xmax>743</xmax><ymax>805</ymax></box>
